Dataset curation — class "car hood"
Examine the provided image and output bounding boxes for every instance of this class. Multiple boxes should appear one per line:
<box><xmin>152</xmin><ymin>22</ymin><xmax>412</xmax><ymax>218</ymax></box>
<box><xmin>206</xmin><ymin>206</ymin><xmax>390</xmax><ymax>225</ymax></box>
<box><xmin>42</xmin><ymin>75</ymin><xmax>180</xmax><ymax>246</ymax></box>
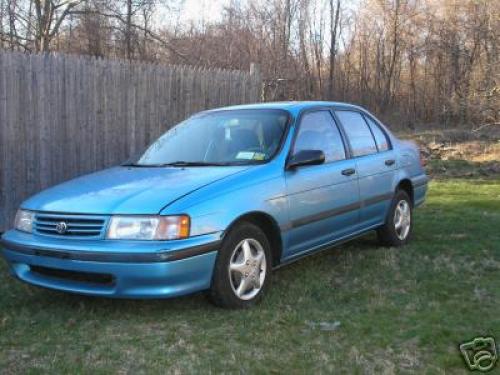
<box><xmin>22</xmin><ymin>166</ymin><xmax>249</xmax><ymax>215</ymax></box>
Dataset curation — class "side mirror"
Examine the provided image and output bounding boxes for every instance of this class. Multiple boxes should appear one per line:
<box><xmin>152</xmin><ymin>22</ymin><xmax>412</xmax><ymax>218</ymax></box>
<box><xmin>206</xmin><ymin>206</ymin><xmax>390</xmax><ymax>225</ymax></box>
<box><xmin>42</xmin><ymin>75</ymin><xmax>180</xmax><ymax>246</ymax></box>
<box><xmin>287</xmin><ymin>150</ymin><xmax>325</xmax><ymax>169</ymax></box>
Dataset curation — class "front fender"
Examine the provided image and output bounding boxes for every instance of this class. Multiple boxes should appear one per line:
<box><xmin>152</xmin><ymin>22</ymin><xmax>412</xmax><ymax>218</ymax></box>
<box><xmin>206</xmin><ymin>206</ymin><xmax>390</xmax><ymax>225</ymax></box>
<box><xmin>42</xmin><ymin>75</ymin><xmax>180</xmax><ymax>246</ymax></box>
<box><xmin>160</xmin><ymin>165</ymin><xmax>289</xmax><ymax>237</ymax></box>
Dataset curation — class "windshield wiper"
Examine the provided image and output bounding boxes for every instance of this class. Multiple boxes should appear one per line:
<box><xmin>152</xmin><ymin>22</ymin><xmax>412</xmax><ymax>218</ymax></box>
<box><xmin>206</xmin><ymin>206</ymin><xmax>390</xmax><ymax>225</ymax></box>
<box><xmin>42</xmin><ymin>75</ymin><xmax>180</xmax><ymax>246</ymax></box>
<box><xmin>159</xmin><ymin>161</ymin><xmax>231</xmax><ymax>167</ymax></box>
<box><xmin>123</xmin><ymin>161</ymin><xmax>232</xmax><ymax>167</ymax></box>
<box><xmin>121</xmin><ymin>162</ymin><xmax>143</xmax><ymax>167</ymax></box>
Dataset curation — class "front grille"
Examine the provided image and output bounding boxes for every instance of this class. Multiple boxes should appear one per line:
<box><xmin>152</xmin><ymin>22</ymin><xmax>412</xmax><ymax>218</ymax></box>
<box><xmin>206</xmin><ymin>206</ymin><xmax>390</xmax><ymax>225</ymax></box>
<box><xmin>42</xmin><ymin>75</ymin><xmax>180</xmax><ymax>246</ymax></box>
<box><xmin>34</xmin><ymin>213</ymin><xmax>108</xmax><ymax>238</ymax></box>
<box><xmin>30</xmin><ymin>265</ymin><xmax>115</xmax><ymax>286</ymax></box>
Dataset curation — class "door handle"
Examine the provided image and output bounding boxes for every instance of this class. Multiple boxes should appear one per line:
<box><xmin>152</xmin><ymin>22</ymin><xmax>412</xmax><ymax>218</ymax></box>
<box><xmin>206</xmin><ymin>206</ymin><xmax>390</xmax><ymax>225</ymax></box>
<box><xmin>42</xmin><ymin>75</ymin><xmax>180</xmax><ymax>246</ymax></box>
<box><xmin>341</xmin><ymin>168</ymin><xmax>356</xmax><ymax>176</ymax></box>
<box><xmin>385</xmin><ymin>159</ymin><xmax>395</xmax><ymax>166</ymax></box>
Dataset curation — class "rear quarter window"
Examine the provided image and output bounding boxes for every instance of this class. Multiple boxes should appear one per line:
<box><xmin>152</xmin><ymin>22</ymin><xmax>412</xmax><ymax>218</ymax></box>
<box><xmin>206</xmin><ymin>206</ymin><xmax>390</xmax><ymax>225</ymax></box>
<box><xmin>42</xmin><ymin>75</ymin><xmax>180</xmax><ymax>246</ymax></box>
<box><xmin>364</xmin><ymin>116</ymin><xmax>390</xmax><ymax>152</ymax></box>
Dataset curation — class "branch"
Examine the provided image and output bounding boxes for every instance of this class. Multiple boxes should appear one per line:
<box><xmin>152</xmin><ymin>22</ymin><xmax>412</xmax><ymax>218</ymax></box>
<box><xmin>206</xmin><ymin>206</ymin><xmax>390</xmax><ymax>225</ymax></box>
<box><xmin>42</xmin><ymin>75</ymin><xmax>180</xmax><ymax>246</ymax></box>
<box><xmin>53</xmin><ymin>1</ymin><xmax>80</xmax><ymax>10</ymax></box>
<box><xmin>48</xmin><ymin>2</ymin><xmax>78</xmax><ymax>38</ymax></box>
<box><xmin>0</xmin><ymin>33</ymin><xmax>32</xmax><ymax>50</ymax></box>
<box><xmin>472</xmin><ymin>122</ymin><xmax>500</xmax><ymax>133</ymax></box>
<box><xmin>69</xmin><ymin>9</ymin><xmax>188</xmax><ymax>61</ymax></box>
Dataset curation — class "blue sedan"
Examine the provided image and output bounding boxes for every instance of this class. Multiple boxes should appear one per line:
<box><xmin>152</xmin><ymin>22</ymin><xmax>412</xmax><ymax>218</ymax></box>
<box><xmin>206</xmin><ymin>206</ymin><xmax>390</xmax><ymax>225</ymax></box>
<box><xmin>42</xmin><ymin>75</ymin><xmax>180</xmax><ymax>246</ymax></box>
<box><xmin>1</xmin><ymin>102</ymin><xmax>428</xmax><ymax>308</ymax></box>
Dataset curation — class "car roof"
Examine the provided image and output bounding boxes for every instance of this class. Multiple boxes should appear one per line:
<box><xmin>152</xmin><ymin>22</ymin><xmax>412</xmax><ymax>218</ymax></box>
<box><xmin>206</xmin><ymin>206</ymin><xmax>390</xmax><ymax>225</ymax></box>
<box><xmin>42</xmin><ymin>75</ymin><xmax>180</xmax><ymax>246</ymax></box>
<box><xmin>205</xmin><ymin>101</ymin><xmax>366</xmax><ymax>116</ymax></box>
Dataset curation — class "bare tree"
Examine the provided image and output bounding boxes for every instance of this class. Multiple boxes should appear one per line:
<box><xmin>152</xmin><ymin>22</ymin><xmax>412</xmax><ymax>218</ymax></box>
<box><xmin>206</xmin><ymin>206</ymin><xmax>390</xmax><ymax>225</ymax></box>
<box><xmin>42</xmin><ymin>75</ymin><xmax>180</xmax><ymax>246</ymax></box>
<box><xmin>33</xmin><ymin>0</ymin><xmax>82</xmax><ymax>51</ymax></box>
<box><xmin>0</xmin><ymin>0</ymin><xmax>497</xmax><ymax>128</ymax></box>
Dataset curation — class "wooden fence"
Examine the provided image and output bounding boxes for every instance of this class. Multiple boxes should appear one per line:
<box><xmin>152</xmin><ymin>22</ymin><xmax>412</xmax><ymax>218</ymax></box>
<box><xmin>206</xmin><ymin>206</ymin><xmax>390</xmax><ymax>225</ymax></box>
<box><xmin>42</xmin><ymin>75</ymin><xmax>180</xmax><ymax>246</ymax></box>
<box><xmin>0</xmin><ymin>52</ymin><xmax>261</xmax><ymax>231</ymax></box>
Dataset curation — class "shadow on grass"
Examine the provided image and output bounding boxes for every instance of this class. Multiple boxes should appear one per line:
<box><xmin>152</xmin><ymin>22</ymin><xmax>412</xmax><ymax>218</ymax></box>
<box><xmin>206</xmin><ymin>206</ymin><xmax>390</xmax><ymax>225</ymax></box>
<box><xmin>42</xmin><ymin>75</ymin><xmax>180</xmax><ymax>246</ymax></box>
<box><xmin>1</xmin><ymin>231</ymin><xmax>385</xmax><ymax>318</ymax></box>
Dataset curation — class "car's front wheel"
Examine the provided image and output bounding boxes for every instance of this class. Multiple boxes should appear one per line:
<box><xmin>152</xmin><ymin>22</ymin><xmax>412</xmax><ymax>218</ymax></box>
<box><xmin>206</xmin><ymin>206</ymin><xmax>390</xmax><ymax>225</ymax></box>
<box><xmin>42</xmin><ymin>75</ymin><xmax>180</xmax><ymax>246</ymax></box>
<box><xmin>377</xmin><ymin>189</ymin><xmax>413</xmax><ymax>246</ymax></box>
<box><xmin>209</xmin><ymin>222</ymin><xmax>272</xmax><ymax>308</ymax></box>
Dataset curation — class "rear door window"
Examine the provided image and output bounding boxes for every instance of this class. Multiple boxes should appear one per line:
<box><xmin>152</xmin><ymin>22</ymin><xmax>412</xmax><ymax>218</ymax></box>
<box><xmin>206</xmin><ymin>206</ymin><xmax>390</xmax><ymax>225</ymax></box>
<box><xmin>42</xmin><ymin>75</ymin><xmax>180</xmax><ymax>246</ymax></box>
<box><xmin>335</xmin><ymin>111</ymin><xmax>377</xmax><ymax>157</ymax></box>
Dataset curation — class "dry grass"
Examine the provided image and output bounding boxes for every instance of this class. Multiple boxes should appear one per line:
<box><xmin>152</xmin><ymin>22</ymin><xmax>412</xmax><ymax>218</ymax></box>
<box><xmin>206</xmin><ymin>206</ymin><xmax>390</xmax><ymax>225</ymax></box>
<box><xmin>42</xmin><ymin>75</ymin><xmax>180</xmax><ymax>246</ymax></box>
<box><xmin>397</xmin><ymin>126</ymin><xmax>500</xmax><ymax>178</ymax></box>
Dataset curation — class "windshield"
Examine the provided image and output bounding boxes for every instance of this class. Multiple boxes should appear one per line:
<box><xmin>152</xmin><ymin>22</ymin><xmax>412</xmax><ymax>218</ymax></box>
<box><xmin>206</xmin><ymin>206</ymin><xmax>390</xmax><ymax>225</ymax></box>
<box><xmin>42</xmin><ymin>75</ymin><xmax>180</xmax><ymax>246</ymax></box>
<box><xmin>134</xmin><ymin>109</ymin><xmax>289</xmax><ymax>166</ymax></box>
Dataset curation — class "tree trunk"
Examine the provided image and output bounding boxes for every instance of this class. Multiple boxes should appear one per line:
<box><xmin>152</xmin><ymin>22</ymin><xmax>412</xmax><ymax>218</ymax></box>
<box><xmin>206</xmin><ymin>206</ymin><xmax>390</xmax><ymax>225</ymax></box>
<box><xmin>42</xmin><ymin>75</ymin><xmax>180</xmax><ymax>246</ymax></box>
<box><xmin>125</xmin><ymin>0</ymin><xmax>132</xmax><ymax>59</ymax></box>
<box><xmin>328</xmin><ymin>0</ymin><xmax>340</xmax><ymax>99</ymax></box>
<box><xmin>382</xmin><ymin>0</ymin><xmax>400</xmax><ymax>110</ymax></box>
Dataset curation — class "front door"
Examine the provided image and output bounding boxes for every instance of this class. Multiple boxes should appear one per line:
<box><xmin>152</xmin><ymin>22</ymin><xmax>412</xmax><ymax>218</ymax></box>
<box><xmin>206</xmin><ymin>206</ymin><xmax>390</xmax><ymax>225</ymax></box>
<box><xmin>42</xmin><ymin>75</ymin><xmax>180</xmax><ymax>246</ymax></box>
<box><xmin>284</xmin><ymin>110</ymin><xmax>359</xmax><ymax>258</ymax></box>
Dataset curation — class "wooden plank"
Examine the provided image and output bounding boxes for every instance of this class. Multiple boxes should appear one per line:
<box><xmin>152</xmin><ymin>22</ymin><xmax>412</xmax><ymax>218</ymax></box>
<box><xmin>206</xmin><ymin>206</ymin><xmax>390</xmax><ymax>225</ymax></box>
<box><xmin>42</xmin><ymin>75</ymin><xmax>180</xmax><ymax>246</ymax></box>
<box><xmin>0</xmin><ymin>52</ymin><xmax>9</xmax><ymax>229</ymax></box>
<box><xmin>0</xmin><ymin>53</ymin><xmax>262</xmax><ymax>231</ymax></box>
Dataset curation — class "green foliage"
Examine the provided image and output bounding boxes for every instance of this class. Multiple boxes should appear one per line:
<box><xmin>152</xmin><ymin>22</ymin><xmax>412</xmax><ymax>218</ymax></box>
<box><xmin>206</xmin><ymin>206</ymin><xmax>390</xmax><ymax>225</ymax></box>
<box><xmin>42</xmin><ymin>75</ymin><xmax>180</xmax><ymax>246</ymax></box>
<box><xmin>1</xmin><ymin>179</ymin><xmax>499</xmax><ymax>373</ymax></box>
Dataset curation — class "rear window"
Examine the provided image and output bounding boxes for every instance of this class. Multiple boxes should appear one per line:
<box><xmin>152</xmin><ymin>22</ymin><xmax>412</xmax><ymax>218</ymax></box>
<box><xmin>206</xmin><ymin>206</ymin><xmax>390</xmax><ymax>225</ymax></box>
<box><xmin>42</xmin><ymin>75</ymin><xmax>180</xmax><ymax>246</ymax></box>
<box><xmin>335</xmin><ymin>111</ymin><xmax>377</xmax><ymax>157</ymax></box>
<box><xmin>364</xmin><ymin>116</ymin><xmax>390</xmax><ymax>151</ymax></box>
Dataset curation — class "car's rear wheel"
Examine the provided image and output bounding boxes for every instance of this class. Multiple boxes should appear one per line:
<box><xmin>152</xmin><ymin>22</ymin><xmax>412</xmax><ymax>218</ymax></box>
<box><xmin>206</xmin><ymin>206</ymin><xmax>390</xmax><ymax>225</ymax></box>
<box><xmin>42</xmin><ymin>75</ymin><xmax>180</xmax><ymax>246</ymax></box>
<box><xmin>209</xmin><ymin>222</ymin><xmax>272</xmax><ymax>308</ymax></box>
<box><xmin>377</xmin><ymin>189</ymin><xmax>413</xmax><ymax>247</ymax></box>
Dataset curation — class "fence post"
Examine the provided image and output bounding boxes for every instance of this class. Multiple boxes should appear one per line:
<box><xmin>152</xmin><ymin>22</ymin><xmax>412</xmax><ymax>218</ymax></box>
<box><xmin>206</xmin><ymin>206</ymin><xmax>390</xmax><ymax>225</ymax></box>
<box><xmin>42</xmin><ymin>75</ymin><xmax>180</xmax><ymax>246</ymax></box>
<box><xmin>250</xmin><ymin>63</ymin><xmax>263</xmax><ymax>102</ymax></box>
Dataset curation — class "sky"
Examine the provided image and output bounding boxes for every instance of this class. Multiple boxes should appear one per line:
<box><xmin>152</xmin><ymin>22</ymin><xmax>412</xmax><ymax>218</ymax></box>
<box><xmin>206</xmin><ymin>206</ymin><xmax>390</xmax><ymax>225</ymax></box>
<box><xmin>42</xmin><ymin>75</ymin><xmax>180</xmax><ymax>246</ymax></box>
<box><xmin>180</xmin><ymin>0</ymin><xmax>227</xmax><ymax>25</ymax></box>
<box><xmin>176</xmin><ymin>0</ymin><xmax>361</xmax><ymax>26</ymax></box>
<box><xmin>153</xmin><ymin>0</ymin><xmax>228</xmax><ymax>31</ymax></box>
<box><xmin>155</xmin><ymin>0</ymin><xmax>361</xmax><ymax>42</ymax></box>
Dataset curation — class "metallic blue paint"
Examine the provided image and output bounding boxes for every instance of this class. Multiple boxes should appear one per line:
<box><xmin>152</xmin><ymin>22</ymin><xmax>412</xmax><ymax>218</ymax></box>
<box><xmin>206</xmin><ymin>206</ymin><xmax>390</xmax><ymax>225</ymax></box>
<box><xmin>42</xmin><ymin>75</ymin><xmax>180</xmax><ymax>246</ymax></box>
<box><xmin>21</xmin><ymin>165</ymin><xmax>250</xmax><ymax>215</ymax></box>
<box><xmin>1</xmin><ymin>101</ymin><xmax>428</xmax><ymax>299</ymax></box>
<box><xmin>3</xmin><ymin>248</ymin><xmax>218</xmax><ymax>298</ymax></box>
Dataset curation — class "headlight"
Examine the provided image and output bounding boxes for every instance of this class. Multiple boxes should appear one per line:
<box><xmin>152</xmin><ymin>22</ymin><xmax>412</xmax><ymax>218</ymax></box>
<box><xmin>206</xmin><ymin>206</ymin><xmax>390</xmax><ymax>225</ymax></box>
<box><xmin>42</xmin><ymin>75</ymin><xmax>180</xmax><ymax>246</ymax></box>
<box><xmin>106</xmin><ymin>215</ymin><xmax>190</xmax><ymax>240</ymax></box>
<box><xmin>14</xmin><ymin>209</ymin><xmax>34</xmax><ymax>233</ymax></box>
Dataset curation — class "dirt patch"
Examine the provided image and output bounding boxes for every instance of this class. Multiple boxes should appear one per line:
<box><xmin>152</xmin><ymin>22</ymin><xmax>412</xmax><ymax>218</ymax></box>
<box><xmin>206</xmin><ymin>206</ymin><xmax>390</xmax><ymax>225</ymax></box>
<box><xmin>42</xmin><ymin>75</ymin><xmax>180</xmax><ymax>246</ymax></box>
<box><xmin>398</xmin><ymin>126</ymin><xmax>500</xmax><ymax>178</ymax></box>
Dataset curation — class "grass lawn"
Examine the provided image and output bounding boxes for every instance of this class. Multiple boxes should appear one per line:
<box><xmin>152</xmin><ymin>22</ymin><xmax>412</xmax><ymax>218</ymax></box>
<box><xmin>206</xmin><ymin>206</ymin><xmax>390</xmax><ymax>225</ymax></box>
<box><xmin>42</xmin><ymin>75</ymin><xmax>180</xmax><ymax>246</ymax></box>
<box><xmin>1</xmin><ymin>178</ymin><xmax>499</xmax><ymax>374</ymax></box>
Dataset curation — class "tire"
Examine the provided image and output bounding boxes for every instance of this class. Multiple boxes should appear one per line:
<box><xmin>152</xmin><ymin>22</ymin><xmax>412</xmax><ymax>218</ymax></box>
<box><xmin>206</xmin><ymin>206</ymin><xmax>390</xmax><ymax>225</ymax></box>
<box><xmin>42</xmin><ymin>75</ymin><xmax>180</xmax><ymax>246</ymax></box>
<box><xmin>209</xmin><ymin>222</ymin><xmax>272</xmax><ymax>309</ymax></box>
<box><xmin>377</xmin><ymin>189</ymin><xmax>413</xmax><ymax>247</ymax></box>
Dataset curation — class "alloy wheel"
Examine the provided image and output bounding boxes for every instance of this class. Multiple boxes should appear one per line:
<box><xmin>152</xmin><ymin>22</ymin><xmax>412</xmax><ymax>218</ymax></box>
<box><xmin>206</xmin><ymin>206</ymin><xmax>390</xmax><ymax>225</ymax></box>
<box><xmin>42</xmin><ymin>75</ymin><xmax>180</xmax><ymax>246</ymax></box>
<box><xmin>394</xmin><ymin>200</ymin><xmax>411</xmax><ymax>240</ymax></box>
<box><xmin>228</xmin><ymin>238</ymin><xmax>267</xmax><ymax>300</ymax></box>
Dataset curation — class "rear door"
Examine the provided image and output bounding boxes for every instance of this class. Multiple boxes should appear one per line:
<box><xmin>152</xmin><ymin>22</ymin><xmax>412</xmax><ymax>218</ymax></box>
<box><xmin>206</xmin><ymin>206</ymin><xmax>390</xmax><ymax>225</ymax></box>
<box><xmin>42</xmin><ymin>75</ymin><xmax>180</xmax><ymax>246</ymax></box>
<box><xmin>284</xmin><ymin>110</ymin><xmax>359</xmax><ymax>257</ymax></box>
<box><xmin>334</xmin><ymin>110</ymin><xmax>397</xmax><ymax>228</ymax></box>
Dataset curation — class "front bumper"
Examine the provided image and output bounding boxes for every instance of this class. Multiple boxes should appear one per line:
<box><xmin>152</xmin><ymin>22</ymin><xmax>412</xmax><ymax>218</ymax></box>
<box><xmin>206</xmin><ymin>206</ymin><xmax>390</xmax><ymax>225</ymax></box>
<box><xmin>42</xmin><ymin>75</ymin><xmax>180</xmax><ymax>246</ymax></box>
<box><xmin>0</xmin><ymin>230</ymin><xmax>222</xmax><ymax>298</ymax></box>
